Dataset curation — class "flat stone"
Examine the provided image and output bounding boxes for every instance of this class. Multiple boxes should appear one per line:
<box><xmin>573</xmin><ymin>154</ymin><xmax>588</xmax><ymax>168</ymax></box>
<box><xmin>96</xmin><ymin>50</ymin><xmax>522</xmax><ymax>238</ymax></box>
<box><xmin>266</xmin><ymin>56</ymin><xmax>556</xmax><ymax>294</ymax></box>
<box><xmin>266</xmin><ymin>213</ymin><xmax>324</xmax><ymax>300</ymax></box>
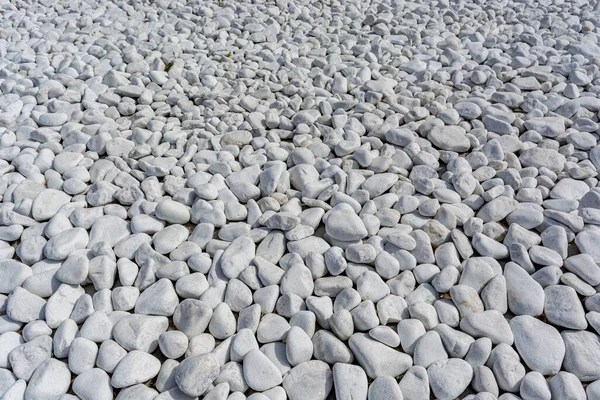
<box><xmin>459</xmin><ymin>310</ymin><xmax>513</xmax><ymax>345</ymax></box>
<box><xmin>544</xmin><ymin>285</ymin><xmax>587</xmax><ymax>329</ymax></box>
<box><xmin>562</xmin><ymin>330</ymin><xmax>600</xmax><ymax>382</ymax></box>
<box><xmin>575</xmin><ymin>230</ymin><xmax>600</xmax><ymax>263</ymax></box>
<box><xmin>510</xmin><ymin>315</ymin><xmax>565</xmax><ymax>375</ymax></box>
<box><xmin>519</xmin><ymin>147</ymin><xmax>565</xmax><ymax>173</ymax></box>
<box><xmin>428</xmin><ymin>126</ymin><xmax>471</xmax><ymax>152</ymax></box>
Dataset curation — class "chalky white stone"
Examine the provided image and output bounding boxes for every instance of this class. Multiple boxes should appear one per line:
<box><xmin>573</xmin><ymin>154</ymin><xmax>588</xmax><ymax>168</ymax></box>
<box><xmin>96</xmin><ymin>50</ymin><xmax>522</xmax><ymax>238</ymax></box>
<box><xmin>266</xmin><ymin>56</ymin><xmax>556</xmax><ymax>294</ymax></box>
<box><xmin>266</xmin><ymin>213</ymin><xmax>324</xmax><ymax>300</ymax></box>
<box><xmin>175</xmin><ymin>354</ymin><xmax>221</xmax><ymax>397</ymax></box>
<box><xmin>510</xmin><ymin>315</ymin><xmax>565</xmax><ymax>375</ymax></box>
<box><xmin>111</xmin><ymin>351</ymin><xmax>161</xmax><ymax>389</ymax></box>
<box><xmin>0</xmin><ymin>0</ymin><xmax>599</xmax><ymax>397</ymax></box>
<box><xmin>24</xmin><ymin>359</ymin><xmax>71</xmax><ymax>400</ymax></box>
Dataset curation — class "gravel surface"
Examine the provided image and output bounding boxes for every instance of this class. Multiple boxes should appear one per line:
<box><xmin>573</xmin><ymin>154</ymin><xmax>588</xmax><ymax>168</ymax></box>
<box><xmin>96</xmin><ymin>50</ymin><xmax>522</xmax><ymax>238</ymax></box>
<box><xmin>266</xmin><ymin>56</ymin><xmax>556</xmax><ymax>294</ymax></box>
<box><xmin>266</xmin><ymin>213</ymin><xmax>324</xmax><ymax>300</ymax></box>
<box><xmin>1</xmin><ymin>0</ymin><xmax>600</xmax><ymax>398</ymax></box>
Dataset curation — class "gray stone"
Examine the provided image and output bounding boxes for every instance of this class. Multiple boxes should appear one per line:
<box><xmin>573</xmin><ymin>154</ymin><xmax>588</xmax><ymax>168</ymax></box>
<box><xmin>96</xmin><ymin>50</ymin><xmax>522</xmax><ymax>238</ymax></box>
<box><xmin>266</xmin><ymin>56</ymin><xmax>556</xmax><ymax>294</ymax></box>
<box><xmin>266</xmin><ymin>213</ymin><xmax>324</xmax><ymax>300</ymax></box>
<box><xmin>428</xmin><ymin>126</ymin><xmax>470</xmax><ymax>152</ymax></box>
<box><xmin>333</xmin><ymin>363</ymin><xmax>368</xmax><ymax>400</ymax></box>
<box><xmin>504</xmin><ymin>262</ymin><xmax>544</xmax><ymax>316</ymax></box>
<box><xmin>243</xmin><ymin>349</ymin><xmax>282</xmax><ymax>391</ymax></box>
<box><xmin>72</xmin><ymin>368</ymin><xmax>113</xmax><ymax>400</ymax></box>
<box><xmin>510</xmin><ymin>315</ymin><xmax>565</xmax><ymax>375</ymax></box>
<box><xmin>111</xmin><ymin>351</ymin><xmax>161</xmax><ymax>388</ymax></box>
<box><xmin>24</xmin><ymin>359</ymin><xmax>71</xmax><ymax>400</ymax></box>
<box><xmin>544</xmin><ymin>285</ymin><xmax>587</xmax><ymax>329</ymax></box>
<box><xmin>427</xmin><ymin>358</ymin><xmax>473</xmax><ymax>400</ymax></box>
<box><xmin>8</xmin><ymin>335</ymin><xmax>52</xmax><ymax>380</ymax></box>
<box><xmin>348</xmin><ymin>333</ymin><xmax>412</xmax><ymax>379</ymax></box>
<box><xmin>460</xmin><ymin>311</ymin><xmax>513</xmax><ymax>345</ymax></box>
<box><xmin>562</xmin><ymin>330</ymin><xmax>600</xmax><ymax>382</ymax></box>
<box><xmin>282</xmin><ymin>361</ymin><xmax>333</xmax><ymax>400</ymax></box>
<box><xmin>175</xmin><ymin>353</ymin><xmax>220</xmax><ymax>397</ymax></box>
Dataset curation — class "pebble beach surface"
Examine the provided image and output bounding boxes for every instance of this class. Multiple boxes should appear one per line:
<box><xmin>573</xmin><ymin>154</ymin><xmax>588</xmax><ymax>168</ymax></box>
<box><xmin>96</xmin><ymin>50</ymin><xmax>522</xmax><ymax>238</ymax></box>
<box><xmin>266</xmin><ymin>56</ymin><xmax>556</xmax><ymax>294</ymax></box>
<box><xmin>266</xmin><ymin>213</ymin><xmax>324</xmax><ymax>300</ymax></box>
<box><xmin>1</xmin><ymin>0</ymin><xmax>600</xmax><ymax>398</ymax></box>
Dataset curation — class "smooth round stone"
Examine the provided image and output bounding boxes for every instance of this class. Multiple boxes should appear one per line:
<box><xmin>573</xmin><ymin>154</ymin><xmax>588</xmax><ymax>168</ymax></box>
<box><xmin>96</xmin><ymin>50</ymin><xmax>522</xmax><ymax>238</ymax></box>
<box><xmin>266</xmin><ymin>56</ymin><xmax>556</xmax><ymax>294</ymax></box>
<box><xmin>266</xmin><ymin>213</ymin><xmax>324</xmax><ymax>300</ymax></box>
<box><xmin>2</xmin><ymin>4</ymin><xmax>600</xmax><ymax>400</ymax></box>
<box><xmin>519</xmin><ymin>148</ymin><xmax>565</xmax><ymax>173</ymax></box>
<box><xmin>152</xmin><ymin>225</ymin><xmax>189</xmax><ymax>254</ymax></box>
<box><xmin>0</xmin><ymin>369</ymin><xmax>16</xmax><ymax>398</ymax></box>
<box><xmin>175</xmin><ymin>354</ymin><xmax>220</xmax><ymax>397</ymax></box>
<box><xmin>1</xmin><ymin>378</ymin><xmax>26</xmax><ymax>400</ymax></box>
<box><xmin>219</xmin><ymin>236</ymin><xmax>256</xmax><ymax>279</ymax></box>
<box><xmin>38</xmin><ymin>112</ymin><xmax>68</xmax><ymax>126</ymax></box>
<box><xmin>111</xmin><ymin>351</ymin><xmax>161</xmax><ymax>388</ymax></box>
<box><xmin>112</xmin><ymin>314</ymin><xmax>169</xmax><ymax>352</ymax></box>
<box><xmin>55</xmin><ymin>254</ymin><xmax>89</xmax><ymax>285</ymax></box>
<box><xmin>427</xmin><ymin>358</ymin><xmax>473</xmax><ymax>399</ymax></box>
<box><xmin>348</xmin><ymin>333</ymin><xmax>412</xmax><ymax>379</ymax></box>
<box><xmin>510</xmin><ymin>315</ymin><xmax>565</xmax><ymax>375</ymax></box>
<box><xmin>44</xmin><ymin>228</ymin><xmax>89</xmax><ymax>260</ymax></box>
<box><xmin>399</xmin><ymin>366</ymin><xmax>430</xmax><ymax>400</ymax></box>
<box><xmin>68</xmin><ymin>337</ymin><xmax>98</xmax><ymax>375</ymax></box>
<box><xmin>31</xmin><ymin>189</ymin><xmax>71</xmax><ymax>221</ymax></box>
<box><xmin>282</xmin><ymin>360</ymin><xmax>333</xmax><ymax>400</ymax></box>
<box><xmin>0</xmin><ymin>261</ymin><xmax>32</xmax><ymax>294</ymax></box>
<box><xmin>115</xmin><ymin>384</ymin><xmax>158</xmax><ymax>400</ymax></box>
<box><xmin>173</xmin><ymin>299</ymin><xmax>213</xmax><ymax>338</ymax></box>
<box><xmin>549</xmin><ymin>371</ymin><xmax>586</xmax><ymax>399</ymax></box>
<box><xmin>9</xmin><ymin>335</ymin><xmax>53</xmax><ymax>380</ymax></box>
<box><xmin>134</xmin><ymin>278</ymin><xmax>179</xmax><ymax>316</ymax></box>
<box><xmin>520</xmin><ymin>371</ymin><xmax>551</xmax><ymax>400</ymax></box>
<box><xmin>428</xmin><ymin>126</ymin><xmax>471</xmax><ymax>152</ymax></box>
<box><xmin>24</xmin><ymin>359</ymin><xmax>71</xmax><ymax>400</ymax></box>
<box><xmin>544</xmin><ymin>285</ymin><xmax>587</xmax><ymax>329</ymax></box>
<box><xmin>587</xmin><ymin>380</ymin><xmax>600</xmax><ymax>400</ymax></box>
<box><xmin>72</xmin><ymin>368</ymin><xmax>113</xmax><ymax>400</ymax></box>
<box><xmin>158</xmin><ymin>331</ymin><xmax>189</xmax><ymax>359</ymax></box>
<box><xmin>459</xmin><ymin>310</ymin><xmax>514</xmax><ymax>345</ymax></box>
<box><xmin>368</xmin><ymin>375</ymin><xmax>404</xmax><ymax>400</ymax></box>
<box><xmin>0</xmin><ymin>332</ymin><xmax>23</xmax><ymax>368</ymax></box>
<box><xmin>5</xmin><ymin>287</ymin><xmax>45</xmax><ymax>323</ymax></box>
<box><xmin>243</xmin><ymin>349</ymin><xmax>283</xmax><ymax>391</ymax></box>
<box><xmin>333</xmin><ymin>363</ymin><xmax>368</xmax><ymax>400</ymax></box>
<box><xmin>325</xmin><ymin>204</ymin><xmax>368</xmax><ymax>242</ymax></box>
<box><xmin>96</xmin><ymin>340</ymin><xmax>127</xmax><ymax>374</ymax></box>
<box><xmin>504</xmin><ymin>262</ymin><xmax>544</xmax><ymax>316</ymax></box>
<box><xmin>285</xmin><ymin>326</ymin><xmax>313</xmax><ymax>366</ymax></box>
<box><xmin>88</xmin><ymin>215</ymin><xmax>131</xmax><ymax>249</ymax></box>
<box><xmin>562</xmin><ymin>330</ymin><xmax>600</xmax><ymax>382</ymax></box>
<box><xmin>155</xmin><ymin>199</ymin><xmax>191</xmax><ymax>224</ymax></box>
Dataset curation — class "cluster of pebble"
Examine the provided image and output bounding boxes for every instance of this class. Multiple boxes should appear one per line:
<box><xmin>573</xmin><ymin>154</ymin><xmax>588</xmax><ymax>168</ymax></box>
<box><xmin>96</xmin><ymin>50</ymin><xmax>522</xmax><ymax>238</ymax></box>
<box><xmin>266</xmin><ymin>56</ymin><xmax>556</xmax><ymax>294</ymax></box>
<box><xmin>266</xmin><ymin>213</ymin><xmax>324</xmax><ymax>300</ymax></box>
<box><xmin>1</xmin><ymin>0</ymin><xmax>600</xmax><ymax>398</ymax></box>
